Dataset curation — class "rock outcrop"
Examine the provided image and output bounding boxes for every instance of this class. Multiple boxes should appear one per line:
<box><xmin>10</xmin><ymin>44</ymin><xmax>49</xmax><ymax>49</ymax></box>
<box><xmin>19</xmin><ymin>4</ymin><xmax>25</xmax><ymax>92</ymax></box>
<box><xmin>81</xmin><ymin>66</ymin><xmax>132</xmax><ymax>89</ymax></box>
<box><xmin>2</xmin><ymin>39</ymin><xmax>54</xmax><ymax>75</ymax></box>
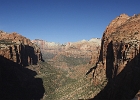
<box><xmin>0</xmin><ymin>31</ymin><xmax>43</xmax><ymax>66</ymax></box>
<box><xmin>90</xmin><ymin>14</ymin><xmax>140</xmax><ymax>99</ymax></box>
<box><xmin>0</xmin><ymin>31</ymin><xmax>45</xmax><ymax>99</ymax></box>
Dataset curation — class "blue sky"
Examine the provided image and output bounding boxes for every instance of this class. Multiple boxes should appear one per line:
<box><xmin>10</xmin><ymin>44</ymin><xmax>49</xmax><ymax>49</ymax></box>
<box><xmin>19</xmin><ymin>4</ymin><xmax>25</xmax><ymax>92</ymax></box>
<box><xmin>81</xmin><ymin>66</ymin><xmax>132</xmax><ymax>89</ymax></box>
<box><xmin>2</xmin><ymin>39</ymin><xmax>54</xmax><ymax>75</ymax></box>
<box><xmin>0</xmin><ymin>0</ymin><xmax>140</xmax><ymax>44</ymax></box>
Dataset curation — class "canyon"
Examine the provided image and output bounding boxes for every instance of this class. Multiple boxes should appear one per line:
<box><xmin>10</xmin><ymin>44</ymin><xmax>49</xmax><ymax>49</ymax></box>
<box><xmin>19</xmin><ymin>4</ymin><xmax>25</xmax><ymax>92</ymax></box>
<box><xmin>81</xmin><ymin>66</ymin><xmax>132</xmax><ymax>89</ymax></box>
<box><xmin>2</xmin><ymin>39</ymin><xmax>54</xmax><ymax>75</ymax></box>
<box><xmin>32</xmin><ymin>38</ymin><xmax>101</xmax><ymax>69</ymax></box>
<box><xmin>1</xmin><ymin>13</ymin><xmax>140</xmax><ymax>100</ymax></box>
<box><xmin>0</xmin><ymin>31</ymin><xmax>101</xmax><ymax>99</ymax></box>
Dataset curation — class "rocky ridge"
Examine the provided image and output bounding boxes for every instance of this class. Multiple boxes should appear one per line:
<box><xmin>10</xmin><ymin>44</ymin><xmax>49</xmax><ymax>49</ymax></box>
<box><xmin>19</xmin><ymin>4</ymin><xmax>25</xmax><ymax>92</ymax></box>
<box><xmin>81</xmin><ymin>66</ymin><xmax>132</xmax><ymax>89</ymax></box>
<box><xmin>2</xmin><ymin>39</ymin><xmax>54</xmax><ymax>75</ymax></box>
<box><xmin>0</xmin><ymin>31</ymin><xmax>42</xmax><ymax>66</ymax></box>
<box><xmin>32</xmin><ymin>38</ymin><xmax>101</xmax><ymax>63</ymax></box>
<box><xmin>0</xmin><ymin>31</ymin><xmax>45</xmax><ymax>99</ymax></box>
<box><xmin>90</xmin><ymin>14</ymin><xmax>140</xmax><ymax>99</ymax></box>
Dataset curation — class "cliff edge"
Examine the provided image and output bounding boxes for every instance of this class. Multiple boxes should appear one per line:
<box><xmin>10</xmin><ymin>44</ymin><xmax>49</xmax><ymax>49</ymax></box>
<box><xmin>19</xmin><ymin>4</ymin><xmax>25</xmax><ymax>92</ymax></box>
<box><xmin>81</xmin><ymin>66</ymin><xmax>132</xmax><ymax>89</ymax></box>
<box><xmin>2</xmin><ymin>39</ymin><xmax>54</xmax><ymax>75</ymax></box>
<box><xmin>0</xmin><ymin>31</ymin><xmax>43</xmax><ymax>66</ymax></box>
<box><xmin>90</xmin><ymin>14</ymin><xmax>140</xmax><ymax>100</ymax></box>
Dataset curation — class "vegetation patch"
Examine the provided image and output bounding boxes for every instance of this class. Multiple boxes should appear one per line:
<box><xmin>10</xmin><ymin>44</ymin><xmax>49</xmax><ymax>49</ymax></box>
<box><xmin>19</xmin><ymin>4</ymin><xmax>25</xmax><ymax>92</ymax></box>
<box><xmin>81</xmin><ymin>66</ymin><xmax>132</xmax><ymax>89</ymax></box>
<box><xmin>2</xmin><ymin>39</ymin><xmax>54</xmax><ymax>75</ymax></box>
<box><xmin>58</xmin><ymin>55</ymin><xmax>90</xmax><ymax>66</ymax></box>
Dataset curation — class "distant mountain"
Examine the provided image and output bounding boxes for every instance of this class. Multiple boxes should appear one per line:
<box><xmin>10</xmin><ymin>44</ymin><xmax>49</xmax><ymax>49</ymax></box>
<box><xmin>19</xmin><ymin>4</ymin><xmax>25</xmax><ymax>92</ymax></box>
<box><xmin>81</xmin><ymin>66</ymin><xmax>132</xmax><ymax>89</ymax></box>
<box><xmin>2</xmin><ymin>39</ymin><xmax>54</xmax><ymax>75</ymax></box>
<box><xmin>32</xmin><ymin>38</ymin><xmax>101</xmax><ymax>64</ymax></box>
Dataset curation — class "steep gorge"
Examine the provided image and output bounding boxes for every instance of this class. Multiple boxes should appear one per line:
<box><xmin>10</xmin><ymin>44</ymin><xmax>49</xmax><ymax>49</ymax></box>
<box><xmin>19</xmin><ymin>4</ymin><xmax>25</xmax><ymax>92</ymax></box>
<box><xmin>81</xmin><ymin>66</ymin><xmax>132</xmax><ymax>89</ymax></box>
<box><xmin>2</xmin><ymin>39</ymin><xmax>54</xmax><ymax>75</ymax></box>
<box><xmin>32</xmin><ymin>38</ymin><xmax>102</xmax><ymax>99</ymax></box>
<box><xmin>0</xmin><ymin>31</ymin><xmax>101</xmax><ymax>100</ymax></box>
<box><xmin>1</xmin><ymin>13</ymin><xmax>140</xmax><ymax>100</ymax></box>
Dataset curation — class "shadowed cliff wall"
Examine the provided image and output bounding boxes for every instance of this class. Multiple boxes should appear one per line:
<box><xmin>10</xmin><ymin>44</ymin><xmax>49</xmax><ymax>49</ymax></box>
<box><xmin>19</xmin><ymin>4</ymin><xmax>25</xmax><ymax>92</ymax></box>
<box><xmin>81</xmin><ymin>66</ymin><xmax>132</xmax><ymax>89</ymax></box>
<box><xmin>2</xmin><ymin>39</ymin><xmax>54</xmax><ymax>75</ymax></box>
<box><xmin>88</xmin><ymin>14</ymin><xmax>140</xmax><ymax>99</ymax></box>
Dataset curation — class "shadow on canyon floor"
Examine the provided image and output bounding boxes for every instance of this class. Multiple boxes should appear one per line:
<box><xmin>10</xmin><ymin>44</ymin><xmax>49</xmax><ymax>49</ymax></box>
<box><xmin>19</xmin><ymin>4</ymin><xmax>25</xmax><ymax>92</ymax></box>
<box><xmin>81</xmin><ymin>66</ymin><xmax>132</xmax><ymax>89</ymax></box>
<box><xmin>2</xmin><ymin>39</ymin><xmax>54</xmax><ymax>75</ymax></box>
<box><xmin>0</xmin><ymin>55</ymin><xmax>45</xmax><ymax>100</ymax></box>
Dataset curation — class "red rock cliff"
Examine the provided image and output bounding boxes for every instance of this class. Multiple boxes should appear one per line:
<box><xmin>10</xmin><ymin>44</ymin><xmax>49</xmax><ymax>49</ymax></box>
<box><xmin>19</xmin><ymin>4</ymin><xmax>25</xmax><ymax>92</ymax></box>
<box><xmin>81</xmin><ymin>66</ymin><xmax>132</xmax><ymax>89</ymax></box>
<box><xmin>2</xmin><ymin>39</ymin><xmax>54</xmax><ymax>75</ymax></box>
<box><xmin>90</xmin><ymin>14</ymin><xmax>140</xmax><ymax>100</ymax></box>
<box><xmin>0</xmin><ymin>31</ymin><xmax>42</xmax><ymax>66</ymax></box>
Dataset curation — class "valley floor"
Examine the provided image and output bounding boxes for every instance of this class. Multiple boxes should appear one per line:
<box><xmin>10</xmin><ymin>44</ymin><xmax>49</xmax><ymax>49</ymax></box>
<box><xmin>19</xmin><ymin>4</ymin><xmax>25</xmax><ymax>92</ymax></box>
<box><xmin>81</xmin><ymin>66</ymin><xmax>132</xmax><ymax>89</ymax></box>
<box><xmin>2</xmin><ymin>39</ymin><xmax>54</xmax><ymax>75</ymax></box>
<box><xmin>35</xmin><ymin>62</ymin><xmax>106</xmax><ymax>100</ymax></box>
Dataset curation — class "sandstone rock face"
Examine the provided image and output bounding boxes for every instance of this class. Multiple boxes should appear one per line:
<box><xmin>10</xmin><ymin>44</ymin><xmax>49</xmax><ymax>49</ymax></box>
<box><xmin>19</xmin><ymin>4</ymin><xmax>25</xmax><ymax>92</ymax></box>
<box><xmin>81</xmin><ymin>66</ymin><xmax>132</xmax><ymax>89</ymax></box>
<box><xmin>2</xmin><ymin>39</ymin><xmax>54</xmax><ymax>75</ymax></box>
<box><xmin>0</xmin><ymin>31</ymin><xmax>42</xmax><ymax>66</ymax></box>
<box><xmin>92</xmin><ymin>14</ymin><xmax>140</xmax><ymax>100</ymax></box>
